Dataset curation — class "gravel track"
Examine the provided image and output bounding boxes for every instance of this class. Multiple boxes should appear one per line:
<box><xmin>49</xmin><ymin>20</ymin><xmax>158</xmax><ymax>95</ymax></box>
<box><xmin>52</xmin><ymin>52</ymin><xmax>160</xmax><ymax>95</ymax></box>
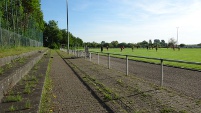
<box><xmin>58</xmin><ymin>50</ymin><xmax>201</xmax><ymax>112</ymax></box>
<box><xmin>50</xmin><ymin>52</ymin><xmax>108</xmax><ymax>113</ymax></box>
<box><xmin>90</xmin><ymin>53</ymin><xmax>201</xmax><ymax>99</ymax></box>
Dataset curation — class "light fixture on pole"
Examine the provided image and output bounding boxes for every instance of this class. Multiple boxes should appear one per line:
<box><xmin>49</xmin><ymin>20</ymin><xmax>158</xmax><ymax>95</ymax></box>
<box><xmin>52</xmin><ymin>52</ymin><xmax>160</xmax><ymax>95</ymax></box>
<box><xmin>66</xmin><ymin>0</ymin><xmax>69</xmax><ymax>52</ymax></box>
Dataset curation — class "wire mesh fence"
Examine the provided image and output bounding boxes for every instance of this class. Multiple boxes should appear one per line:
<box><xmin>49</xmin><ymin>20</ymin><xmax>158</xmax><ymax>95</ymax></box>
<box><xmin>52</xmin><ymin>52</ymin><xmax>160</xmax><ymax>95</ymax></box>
<box><xmin>0</xmin><ymin>27</ymin><xmax>43</xmax><ymax>48</ymax></box>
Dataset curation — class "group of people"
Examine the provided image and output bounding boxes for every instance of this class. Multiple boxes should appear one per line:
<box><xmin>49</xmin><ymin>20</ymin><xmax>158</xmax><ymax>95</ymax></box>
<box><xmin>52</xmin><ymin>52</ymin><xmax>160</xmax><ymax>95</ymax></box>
<box><xmin>101</xmin><ymin>46</ymin><xmax>126</xmax><ymax>52</ymax></box>
<box><xmin>100</xmin><ymin>46</ymin><xmax>181</xmax><ymax>52</ymax></box>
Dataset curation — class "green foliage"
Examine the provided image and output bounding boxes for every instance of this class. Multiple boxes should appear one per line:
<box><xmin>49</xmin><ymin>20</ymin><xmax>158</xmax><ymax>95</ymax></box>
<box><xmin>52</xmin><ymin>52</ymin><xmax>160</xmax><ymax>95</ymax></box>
<box><xmin>0</xmin><ymin>67</ymin><xmax>4</xmax><ymax>75</ymax></box>
<box><xmin>24</xmin><ymin>83</ymin><xmax>32</xmax><ymax>94</ymax></box>
<box><xmin>43</xmin><ymin>20</ymin><xmax>83</xmax><ymax>49</ymax></box>
<box><xmin>180</xmin><ymin>44</ymin><xmax>186</xmax><ymax>47</ymax></box>
<box><xmin>9</xmin><ymin>105</ymin><xmax>18</xmax><ymax>112</ymax></box>
<box><xmin>25</xmin><ymin>99</ymin><xmax>31</xmax><ymax>109</ymax></box>
<box><xmin>39</xmin><ymin>51</ymin><xmax>53</xmax><ymax>112</ymax></box>
<box><xmin>0</xmin><ymin>47</ymin><xmax>45</xmax><ymax>58</ymax></box>
<box><xmin>4</xmin><ymin>94</ymin><xmax>22</xmax><ymax>102</ymax></box>
<box><xmin>0</xmin><ymin>0</ymin><xmax>44</xmax><ymax>48</ymax></box>
<box><xmin>160</xmin><ymin>107</ymin><xmax>175</xmax><ymax>113</ymax></box>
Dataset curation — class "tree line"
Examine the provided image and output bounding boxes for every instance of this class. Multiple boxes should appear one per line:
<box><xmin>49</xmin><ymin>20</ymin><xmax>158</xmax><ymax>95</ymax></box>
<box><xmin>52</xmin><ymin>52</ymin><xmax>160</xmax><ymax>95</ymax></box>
<box><xmin>0</xmin><ymin>0</ymin><xmax>44</xmax><ymax>39</ymax></box>
<box><xmin>43</xmin><ymin>20</ymin><xmax>83</xmax><ymax>49</ymax></box>
<box><xmin>84</xmin><ymin>38</ymin><xmax>179</xmax><ymax>48</ymax></box>
<box><xmin>0</xmin><ymin>0</ymin><xmax>83</xmax><ymax>49</ymax></box>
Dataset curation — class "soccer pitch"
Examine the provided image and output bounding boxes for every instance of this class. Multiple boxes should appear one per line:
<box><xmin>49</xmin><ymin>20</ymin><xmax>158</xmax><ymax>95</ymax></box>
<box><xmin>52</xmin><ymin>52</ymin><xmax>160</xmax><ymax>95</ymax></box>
<box><xmin>89</xmin><ymin>48</ymin><xmax>201</xmax><ymax>71</ymax></box>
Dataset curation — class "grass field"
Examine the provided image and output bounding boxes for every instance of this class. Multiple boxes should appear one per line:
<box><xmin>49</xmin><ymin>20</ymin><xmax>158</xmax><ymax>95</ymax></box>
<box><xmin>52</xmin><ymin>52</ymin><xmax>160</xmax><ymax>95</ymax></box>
<box><xmin>89</xmin><ymin>48</ymin><xmax>201</xmax><ymax>71</ymax></box>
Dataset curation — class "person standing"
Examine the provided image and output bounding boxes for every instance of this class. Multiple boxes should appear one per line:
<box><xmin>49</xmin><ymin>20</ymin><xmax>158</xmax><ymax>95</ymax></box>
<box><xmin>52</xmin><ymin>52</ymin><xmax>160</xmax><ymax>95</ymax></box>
<box><xmin>101</xmin><ymin>46</ymin><xmax>103</xmax><ymax>52</ymax></box>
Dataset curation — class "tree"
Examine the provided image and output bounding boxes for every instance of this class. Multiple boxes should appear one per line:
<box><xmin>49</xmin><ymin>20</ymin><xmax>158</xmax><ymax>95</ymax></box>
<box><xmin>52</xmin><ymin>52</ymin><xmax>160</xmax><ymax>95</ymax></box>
<box><xmin>43</xmin><ymin>20</ymin><xmax>62</xmax><ymax>48</ymax></box>
<box><xmin>139</xmin><ymin>40</ymin><xmax>148</xmax><ymax>48</ymax></box>
<box><xmin>168</xmin><ymin>38</ymin><xmax>177</xmax><ymax>50</ymax></box>
<box><xmin>148</xmin><ymin>39</ymin><xmax>152</xmax><ymax>45</ymax></box>
<box><xmin>101</xmin><ymin>41</ymin><xmax>105</xmax><ymax>46</ymax></box>
<box><xmin>179</xmin><ymin>44</ymin><xmax>186</xmax><ymax>48</ymax></box>
<box><xmin>76</xmin><ymin>37</ymin><xmax>83</xmax><ymax>48</ymax></box>
<box><xmin>154</xmin><ymin>39</ymin><xmax>160</xmax><ymax>47</ymax></box>
<box><xmin>118</xmin><ymin>42</ymin><xmax>127</xmax><ymax>48</ymax></box>
<box><xmin>160</xmin><ymin>40</ymin><xmax>166</xmax><ymax>48</ymax></box>
<box><xmin>127</xmin><ymin>43</ymin><xmax>135</xmax><ymax>48</ymax></box>
<box><xmin>103</xmin><ymin>43</ymin><xmax>109</xmax><ymax>47</ymax></box>
<box><xmin>60</xmin><ymin>29</ymin><xmax>68</xmax><ymax>45</ymax></box>
<box><xmin>111</xmin><ymin>41</ymin><xmax>118</xmax><ymax>48</ymax></box>
<box><xmin>0</xmin><ymin>0</ymin><xmax>44</xmax><ymax>48</ymax></box>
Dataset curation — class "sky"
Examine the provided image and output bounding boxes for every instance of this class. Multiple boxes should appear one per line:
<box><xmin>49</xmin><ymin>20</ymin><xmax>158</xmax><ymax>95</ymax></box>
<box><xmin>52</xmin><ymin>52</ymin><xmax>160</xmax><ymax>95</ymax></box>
<box><xmin>41</xmin><ymin>0</ymin><xmax>201</xmax><ymax>44</ymax></box>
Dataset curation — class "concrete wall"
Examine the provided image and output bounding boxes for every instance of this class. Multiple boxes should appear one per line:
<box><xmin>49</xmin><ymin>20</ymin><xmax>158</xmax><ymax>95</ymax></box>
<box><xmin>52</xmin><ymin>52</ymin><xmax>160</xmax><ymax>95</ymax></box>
<box><xmin>0</xmin><ymin>50</ymin><xmax>43</xmax><ymax>67</ymax></box>
<box><xmin>0</xmin><ymin>49</ymin><xmax>48</xmax><ymax>101</ymax></box>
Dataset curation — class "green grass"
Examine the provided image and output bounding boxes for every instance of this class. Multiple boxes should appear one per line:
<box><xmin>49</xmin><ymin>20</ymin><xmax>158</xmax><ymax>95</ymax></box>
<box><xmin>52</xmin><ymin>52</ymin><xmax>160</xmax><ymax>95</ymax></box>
<box><xmin>9</xmin><ymin>105</ymin><xmax>18</xmax><ymax>112</ymax></box>
<box><xmin>0</xmin><ymin>67</ymin><xmax>4</xmax><ymax>75</ymax></box>
<box><xmin>39</xmin><ymin>50</ymin><xmax>52</xmax><ymax>113</ymax></box>
<box><xmin>24</xmin><ymin>83</ymin><xmax>32</xmax><ymax>94</ymax></box>
<box><xmin>90</xmin><ymin>48</ymin><xmax>201</xmax><ymax>70</ymax></box>
<box><xmin>25</xmin><ymin>99</ymin><xmax>31</xmax><ymax>109</ymax></box>
<box><xmin>0</xmin><ymin>47</ymin><xmax>46</xmax><ymax>58</ymax></box>
<box><xmin>4</xmin><ymin>94</ymin><xmax>22</xmax><ymax>102</ymax></box>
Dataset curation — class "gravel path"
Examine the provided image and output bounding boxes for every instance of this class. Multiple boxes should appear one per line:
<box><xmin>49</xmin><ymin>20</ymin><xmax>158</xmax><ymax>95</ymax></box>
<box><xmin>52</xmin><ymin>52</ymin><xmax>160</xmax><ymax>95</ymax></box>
<box><xmin>57</xmin><ymin>50</ymin><xmax>201</xmax><ymax>112</ymax></box>
<box><xmin>50</xmin><ymin>52</ymin><xmax>108</xmax><ymax>113</ymax></box>
<box><xmin>90</xmin><ymin>53</ymin><xmax>201</xmax><ymax>99</ymax></box>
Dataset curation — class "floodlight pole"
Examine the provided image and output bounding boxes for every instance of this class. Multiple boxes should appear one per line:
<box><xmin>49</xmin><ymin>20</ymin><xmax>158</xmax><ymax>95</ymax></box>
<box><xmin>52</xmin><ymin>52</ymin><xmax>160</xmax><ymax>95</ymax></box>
<box><xmin>66</xmin><ymin>0</ymin><xmax>69</xmax><ymax>53</ymax></box>
<box><xmin>176</xmin><ymin>27</ymin><xmax>179</xmax><ymax>47</ymax></box>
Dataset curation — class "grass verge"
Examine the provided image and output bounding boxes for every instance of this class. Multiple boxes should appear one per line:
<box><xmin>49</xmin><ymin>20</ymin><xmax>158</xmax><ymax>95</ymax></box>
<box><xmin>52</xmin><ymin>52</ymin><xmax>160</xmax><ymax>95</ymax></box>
<box><xmin>0</xmin><ymin>47</ymin><xmax>46</xmax><ymax>58</ymax></box>
<box><xmin>39</xmin><ymin>50</ymin><xmax>52</xmax><ymax>113</ymax></box>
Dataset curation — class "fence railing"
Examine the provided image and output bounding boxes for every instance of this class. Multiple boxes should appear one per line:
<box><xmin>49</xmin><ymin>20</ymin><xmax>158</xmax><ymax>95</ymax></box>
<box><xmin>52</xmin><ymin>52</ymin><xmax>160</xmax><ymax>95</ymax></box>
<box><xmin>60</xmin><ymin>49</ymin><xmax>201</xmax><ymax>87</ymax></box>
<box><xmin>0</xmin><ymin>27</ymin><xmax>43</xmax><ymax>48</ymax></box>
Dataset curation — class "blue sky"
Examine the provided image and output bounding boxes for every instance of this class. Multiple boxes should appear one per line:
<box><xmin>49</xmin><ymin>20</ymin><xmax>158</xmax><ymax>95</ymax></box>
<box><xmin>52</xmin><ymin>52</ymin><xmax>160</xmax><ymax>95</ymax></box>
<box><xmin>41</xmin><ymin>0</ymin><xmax>201</xmax><ymax>44</ymax></box>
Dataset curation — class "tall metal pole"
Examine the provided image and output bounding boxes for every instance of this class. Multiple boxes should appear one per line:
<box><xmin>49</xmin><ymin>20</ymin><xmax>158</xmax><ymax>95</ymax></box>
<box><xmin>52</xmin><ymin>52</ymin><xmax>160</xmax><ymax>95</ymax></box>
<box><xmin>66</xmin><ymin>0</ymin><xmax>69</xmax><ymax>52</ymax></box>
<box><xmin>176</xmin><ymin>27</ymin><xmax>179</xmax><ymax>47</ymax></box>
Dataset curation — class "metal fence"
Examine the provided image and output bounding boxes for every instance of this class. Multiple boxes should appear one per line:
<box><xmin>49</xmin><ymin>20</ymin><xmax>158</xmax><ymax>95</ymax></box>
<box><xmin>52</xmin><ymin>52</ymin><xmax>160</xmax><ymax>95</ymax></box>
<box><xmin>61</xmin><ymin>48</ymin><xmax>201</xmax><ymax>99</ymax></box>
<box><xmin>0</xmin><ymin>27</ymin><xmax>43</xmax><ymax>48</ymax></box>
<box><xmin>89</xmin><ymin>51</ymin><xmax>201</xmax><ymax>85</ymax></box>
<box><xmin>61</xmin><ymin>49</ymin><xmax>201</xmax><ymax>85</ymax></box>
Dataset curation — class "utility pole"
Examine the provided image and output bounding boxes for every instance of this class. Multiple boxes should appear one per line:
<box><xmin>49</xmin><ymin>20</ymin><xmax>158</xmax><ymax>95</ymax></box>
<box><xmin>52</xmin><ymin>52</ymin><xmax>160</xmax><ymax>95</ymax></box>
<box><xmin>176</xmin><ymin>27</ymin><xmax>179</xmax><ymax>47</ymax></box>
<box><xmin>66</xmin><ymin>0</ymin><xmax>69</xmax><ymax>53</ymax></box>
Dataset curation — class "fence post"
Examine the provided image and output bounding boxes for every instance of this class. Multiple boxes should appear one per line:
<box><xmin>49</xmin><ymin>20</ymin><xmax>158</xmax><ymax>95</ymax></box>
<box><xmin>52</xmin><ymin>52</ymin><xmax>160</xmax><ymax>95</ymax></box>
<box><xmin>160</xmin><ymin>59</ymin><xmax>164</xmax><ymax>87</ymax></box>
<box><xmin>84</xmin><ymin>51</ymin><xmax>86</xmax><ymax>59</ymax></box>
<box><xmin>108</xmin><ymin>53</ymin><xmax>110</xmax><ymax>69</ymax></box>
<box><xmin>97</xmin><ymin>53</ymin><xmax>99</xmax><ymax>65</ymax></box>
<box><xmin>126</xmin><ymin>55</ymin><xmax>128</xmax><ymax>75</ymax></box>
<box><xmin>90</xmin><ymin>52</ymin><xmax>92</xmax><ymax>61</ymax></box>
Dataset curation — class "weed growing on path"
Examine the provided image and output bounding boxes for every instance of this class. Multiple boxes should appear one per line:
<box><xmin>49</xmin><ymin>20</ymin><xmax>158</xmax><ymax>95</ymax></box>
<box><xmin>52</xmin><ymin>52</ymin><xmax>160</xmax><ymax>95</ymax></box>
<box><xmin>25</xmin><ymin>99</ymin><xmax>31</xmax><ymax>109</ymax></box>
<box><xmin>9</xmin><ymin>105</ymin><xmax>18</xmax><ymax>112</ymax></box>
<box><xmin>0</xmin><ymin>67</ymin><xmax>4</xmax><ymax>75</ymax></box>
<box><xmin>4</xmin><ymin>94</ymin><xmax>22</xmax><ymax>102</ymax></box>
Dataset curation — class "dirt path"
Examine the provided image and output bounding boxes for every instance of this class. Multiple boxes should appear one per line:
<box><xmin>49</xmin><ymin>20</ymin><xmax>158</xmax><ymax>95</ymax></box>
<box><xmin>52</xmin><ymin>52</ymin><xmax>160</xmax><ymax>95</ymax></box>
<box><xmin>90</xmin><ymin>54</ymin><xmax>201</xmax><ymax>99</ymax></box>
<box><xmin>50</xmin><ymin>51</ymin><xmax>108</xmax><ymax>113</ymax></box>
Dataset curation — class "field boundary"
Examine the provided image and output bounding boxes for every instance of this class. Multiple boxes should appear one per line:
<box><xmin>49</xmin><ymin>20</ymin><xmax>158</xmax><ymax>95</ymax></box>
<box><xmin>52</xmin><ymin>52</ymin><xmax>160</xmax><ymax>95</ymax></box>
<box><xmin>61</xmin><ymin>48</ymin><xmax>201</xmax><ymax>87</ymax></box>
